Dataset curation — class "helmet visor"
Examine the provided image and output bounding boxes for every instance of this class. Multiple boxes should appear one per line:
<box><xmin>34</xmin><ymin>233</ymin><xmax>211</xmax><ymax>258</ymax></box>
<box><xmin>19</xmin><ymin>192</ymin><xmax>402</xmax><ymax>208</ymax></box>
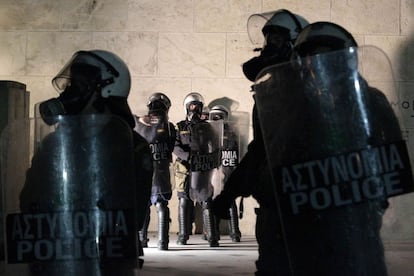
<box><xmin>52</xmin><ymin>51</ymin><xmax>118</xmax><ymax>92</ymax></box>
<box><xmin>209</xmin><ymin>111</ymin><xmax>226</xmax><ymax>121</ymax></box>
<box><xmin>147</xmin><ymin>93</ymin><xmax>171</xmax><ymax>110</ymax></box>
<box><xmin>247</xmin><ymin>11</ymin><xmax>276</xmax><ymax>46</ymax></box>
<box><xmin>52</xmin><ymin>53</ymin><xmax>79</xmax><ymax>92</ymax></box>
<box><xmin>148</xmin><ymin>100</ymin><xmax>168</xmax><ymax>113</ymax></box>
<box><xmin>188</xmin><ymin>101</ymin><xmax>203</xmax><ymax>112</ymax></box>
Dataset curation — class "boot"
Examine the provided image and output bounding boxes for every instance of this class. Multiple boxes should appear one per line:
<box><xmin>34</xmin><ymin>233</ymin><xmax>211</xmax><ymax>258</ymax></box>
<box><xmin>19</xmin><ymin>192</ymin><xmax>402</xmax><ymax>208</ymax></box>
<box><xmin>188</xmin><ymin>200</ymin><xmax>195</xmax><ymax>235</ymax></box>
<box><xmin>177</xmin><ymin>197</ymin><xmax>191</xmax><ymax>245</ymax></box>
<box><xmin>215</xmin><ymin>216</ymin><xmax>221</xmax><ymax>240</ymax></box>
<box><xmin>202</xmin><ymin>199</ymin><xmax>219</xmax><ymax>247</ymax></box>
<box><xmin>139</xmin><ymin>206</ymin><xmax>150</xmax><ymax>247</ymax></box>
<box><xmin>156</xmin><ymin>201</ymin><xmax>170</xmax><ymax>250</ymax></box>
<box><xmin>229</xmin><ymin>201</ymin><xmax>241</xmax><ymax>242</ymax></box>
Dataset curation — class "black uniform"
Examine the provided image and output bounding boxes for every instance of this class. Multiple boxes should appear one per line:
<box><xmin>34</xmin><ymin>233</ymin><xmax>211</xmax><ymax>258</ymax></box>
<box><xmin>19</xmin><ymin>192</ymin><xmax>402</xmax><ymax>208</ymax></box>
<box><xmin>213</xmin><ymin>57</ymin><xmax>292</xmax><ymax>276</ymax></box>
<box><xmin>134</xmin><ymin>114</ymin><xmax>175</xmax><ymax>250</ymax></box>
<box><xmin>213</xmin><ymin>100</ymin><xmax>289</xmax><ymax>274</ymax></box>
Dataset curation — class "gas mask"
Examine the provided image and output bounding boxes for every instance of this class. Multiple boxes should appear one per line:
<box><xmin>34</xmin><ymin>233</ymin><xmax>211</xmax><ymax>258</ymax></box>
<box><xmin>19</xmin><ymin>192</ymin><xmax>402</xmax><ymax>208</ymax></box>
<box><xmin>243</xmin><ymin>30</ymin><xmax>292</xmax><ymax>82</ymax></box>
<box><xmin>186</xmin><ymin>102</ymin><xmax>203</xmax><ymax>122</ymax></box>
<box><xmin>148</xmin><ymin>100</ymin><xmax>168</xmax><ymax>117</ymax></box>
<box><xmin>39</xmin><ymin>63</ymin><xmax>101</xmax><ymax>124</ymax></box>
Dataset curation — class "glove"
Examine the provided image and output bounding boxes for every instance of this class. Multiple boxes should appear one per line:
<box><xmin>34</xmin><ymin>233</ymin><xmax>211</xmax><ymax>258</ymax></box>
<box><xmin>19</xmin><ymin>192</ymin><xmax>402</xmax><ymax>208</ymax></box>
<box><xmin>211</xmin><ymin>193</ymin><xmax>233</xmax><ymax>219</ymax></box>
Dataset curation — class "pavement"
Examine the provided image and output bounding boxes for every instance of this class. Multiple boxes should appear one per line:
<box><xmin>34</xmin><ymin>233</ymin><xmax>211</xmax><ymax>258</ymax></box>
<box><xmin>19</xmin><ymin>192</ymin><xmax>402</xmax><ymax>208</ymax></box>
<box><xmin>1</xmin><ymin>233</ymin><xmax>411</xmax><ymax>275</ymax></box>
<box><xmin>140</xmin><ymin>234</ymin><xmax>257</xmax><ymax>276</ymax></box>
<box><xmin>0</xmin><ymin>234</ymin><xmax>257</xmax><ymax>276</ymax></box>
<box><xmin>138</xmin><ymin>233</ymin><xmax>414</xmax><ymax>276</ymax></box>
<box><xmin>140</xmin><ymin>233</ymin><xmax>414</xmax><ymax>276</ymax></box>
<box><xmin>384</xmin><ymin>241</ymin><xmax>414</xmax><ymax>276</ymax></box>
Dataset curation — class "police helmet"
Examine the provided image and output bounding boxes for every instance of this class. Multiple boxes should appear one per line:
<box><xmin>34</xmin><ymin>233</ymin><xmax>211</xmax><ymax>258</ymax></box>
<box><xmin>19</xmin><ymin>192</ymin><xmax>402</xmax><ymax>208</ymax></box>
<box><xmin>52</xmin><ymin>49</ymin><xmax>131</xmax><ymax>98</ymax></box>
<box><xmin>294</xmin><ymin>22</ymin><xmax>358</xmax><ymax>57</ymax></box>
<box><xmin>183</xmin><ymin>92</ymin><xmax>204</xmax><ymax>114</ymax></box>
<box><xmin>247</xmin><ymin>9</ymin><xmax>309</xmax><ymax>46</ymax></box>
<box><xmin>201</xmin><ymin>106</ymin><xmax>211</xmax><ymax>120</ymax></box>
<box><xmin>209</xmin><ymin>105</ymin><xmax>230</xmax><ymax>121</ymax></box>
<box><xmin>147</xmin><ymin>92</ymin><xmax>171</xmax><ymax>112</ymax></box>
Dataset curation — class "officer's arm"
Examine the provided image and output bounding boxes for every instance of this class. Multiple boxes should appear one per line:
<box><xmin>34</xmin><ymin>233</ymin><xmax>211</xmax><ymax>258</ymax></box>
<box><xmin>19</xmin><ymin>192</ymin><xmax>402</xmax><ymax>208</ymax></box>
<box><xmin>168</xmin><ymin>122</ymin><xmax>177</xmax><ymax>162</ymax></box>
<box><xmin>173</xmin><ymin>123</ymin><xmax>190</xmax><ymax>163</ymax></box>
<box><xmin>369</xmin><ymin>87</ymin><xmax>402</xmax><ymax>143</ymax></box>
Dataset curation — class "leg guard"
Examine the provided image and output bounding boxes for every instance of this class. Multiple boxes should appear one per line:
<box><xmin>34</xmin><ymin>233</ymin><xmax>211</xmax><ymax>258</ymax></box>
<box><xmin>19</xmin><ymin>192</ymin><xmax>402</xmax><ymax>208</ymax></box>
<box><xmin>156</xmin><ymin>201</ymin><xmax>170</xmax><ymax>250</ymax></box>
<box><xmin>215</xmin><ymin>216</ymin><xmax>221</xmax><ymax>241</ymax></box>
<box><xmin>229</xmin><ymin>201</ymin><xmax>241</xmax><ymax>242</ymax></box>
<box><xmin>177</xmin><ymin>197</ymin><xmax>191</xmax><ymax>245</ymax></box>
<box><xmin>202</xmin><ymin>199</ymin><xmax>220</xmax><ymax>247</ymax></box>
<box><xmin>201</xmin><ymin>216</ymin><xmax>220</xmax><ymax>240</ymax></box>
<box><xmin>139</xmin><ymin>206</ymin><xmax>150</xmax><ymax>248</ymax></box>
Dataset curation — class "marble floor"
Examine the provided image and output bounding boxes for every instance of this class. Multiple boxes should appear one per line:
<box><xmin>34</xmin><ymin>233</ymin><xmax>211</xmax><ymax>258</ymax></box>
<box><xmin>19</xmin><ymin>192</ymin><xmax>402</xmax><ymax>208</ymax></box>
<box><xmin>140</xmin><ymin>233</ymin><xmax>257</xmax><ymax>276</ymax></box>
<box><xmin>139</xmin><ymin>233</ymin><xmax>414</xmax><ymax>276</ymax></box>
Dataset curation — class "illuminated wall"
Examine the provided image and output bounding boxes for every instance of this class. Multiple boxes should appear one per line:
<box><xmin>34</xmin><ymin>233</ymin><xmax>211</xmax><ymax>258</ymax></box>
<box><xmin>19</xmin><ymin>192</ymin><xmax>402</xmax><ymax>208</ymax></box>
<box><xmin>0</xmin><ymin>0</ymin><xmax>413</xmax><ymax>239</ymax></box>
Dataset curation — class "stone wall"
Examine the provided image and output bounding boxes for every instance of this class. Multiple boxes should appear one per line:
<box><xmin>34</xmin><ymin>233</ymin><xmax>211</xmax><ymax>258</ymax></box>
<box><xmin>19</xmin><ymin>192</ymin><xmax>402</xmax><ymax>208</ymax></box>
<box><xmin>0</xmin><ymin>0</ymin><xmax>413</xmax><ymax>239</ymax></box>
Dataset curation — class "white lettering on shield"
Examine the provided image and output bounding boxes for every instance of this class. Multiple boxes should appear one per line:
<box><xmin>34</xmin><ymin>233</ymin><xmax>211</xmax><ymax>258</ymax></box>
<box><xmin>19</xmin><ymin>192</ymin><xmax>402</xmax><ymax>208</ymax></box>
<box><xmin>150</xmin><ymin>142</ymin><xmax>169</xmax><ymax>161</ymax></box>
<box><xmin>280</xmin><ymin>143</ymin><xmax>407</xmax><ymax>214</ymax></box>
<box><xmin>221</xmin><ymin>150</ymin><xmax>238</xmax><ymax>167</ymax></box>
<box><xmin>10</xmin><ymin>210</ymin><xmax>128</xmax><ymax>262</ymax></box>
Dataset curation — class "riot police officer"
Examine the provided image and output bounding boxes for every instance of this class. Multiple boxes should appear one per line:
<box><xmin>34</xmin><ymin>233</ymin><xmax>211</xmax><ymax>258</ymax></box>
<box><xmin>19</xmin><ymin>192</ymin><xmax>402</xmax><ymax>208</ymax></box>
<box><xmin>134</xmin><ymin>92</ymin><xmax>176</xmax><ymax>250</ymax></box>
<box><xmin>212</xmin><ymin>10</ymin><xmax>309</xmax><ymax>275</ymax></box>
<box><xmin>277</xmin><ymin>21</ymin><xmax>401</xmax><ymax>275</ymax></box>
<box><xmin>201</xmin><ymin>106</ymin><xmax>210</xmax><ymax>121</ymax></box>
<box><xmin>174</xmin><ymin>92</ymin><xmax>220</xmax><ymax>247</ymax></box>
<box><xmin>209</xmin><ymin>105</ymin><xmax>242</xmax><ymax>242</ymax></box>
<box><xmin>19</xmin><ymin>50</ymin><xmax>153</xmax><ymax>275</ymax></box>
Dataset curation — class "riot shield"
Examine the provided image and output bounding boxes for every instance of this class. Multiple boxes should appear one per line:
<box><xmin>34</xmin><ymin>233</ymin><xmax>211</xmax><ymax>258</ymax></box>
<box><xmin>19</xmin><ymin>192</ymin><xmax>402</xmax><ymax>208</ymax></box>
<box><xmin>254</xmin><ymin>45</ymin><xmax>414</xmax><ymax>275</ymax></box>
<box><xmin>134</xmin><ymin>115</ymin><xmax>175</xmax><ymax>200</ymax></box>
<box><xmin>189</xmin><ymin>120</ymin><xmax>222</xmax><ymax>202</ymax></box>
<box><xmin>1</xmin><ymin>115</ymin><xmax>139</xmax><ymax>276</ymax></box>
<box><xmin>211</xmin><ymin>118</ymin><xmax>249</xmax><ymax>199</ymax></box>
